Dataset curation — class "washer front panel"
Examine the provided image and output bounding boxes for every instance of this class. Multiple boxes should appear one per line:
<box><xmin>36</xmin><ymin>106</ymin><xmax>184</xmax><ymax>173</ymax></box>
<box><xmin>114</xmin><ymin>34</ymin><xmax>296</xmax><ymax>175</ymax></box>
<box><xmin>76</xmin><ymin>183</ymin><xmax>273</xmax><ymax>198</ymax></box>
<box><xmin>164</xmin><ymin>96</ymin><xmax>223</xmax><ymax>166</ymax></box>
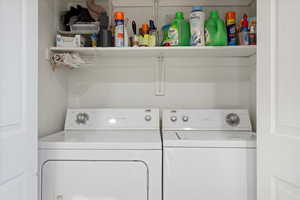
<box><xmin>164</xmin><ymin>147</ymin><xmax>256</xmax><ymax>200</ymax></box>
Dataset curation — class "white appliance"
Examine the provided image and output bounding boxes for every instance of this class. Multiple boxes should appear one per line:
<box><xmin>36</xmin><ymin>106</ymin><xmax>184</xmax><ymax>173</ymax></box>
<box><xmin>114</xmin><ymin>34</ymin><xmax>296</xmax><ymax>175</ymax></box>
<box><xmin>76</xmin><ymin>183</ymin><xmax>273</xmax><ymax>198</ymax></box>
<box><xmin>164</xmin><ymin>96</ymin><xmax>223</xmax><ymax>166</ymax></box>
<box><xmin>39</xmin><ymin>108</ymin><xmax>162</xmax><ymax>200</ymax></box>
<box><xmin>162</xmin><ymin>109</ymin><xmax>256</xmax><ymax>200</ymax></box>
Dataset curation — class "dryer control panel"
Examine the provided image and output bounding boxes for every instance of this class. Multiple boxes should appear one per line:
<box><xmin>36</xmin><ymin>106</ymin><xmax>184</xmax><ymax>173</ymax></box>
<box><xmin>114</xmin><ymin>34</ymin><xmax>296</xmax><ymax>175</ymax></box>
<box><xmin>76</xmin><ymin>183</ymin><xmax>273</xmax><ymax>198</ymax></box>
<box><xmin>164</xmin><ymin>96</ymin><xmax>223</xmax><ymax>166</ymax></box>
<box><xmin>65</xmin><ymin>108</ymin><xmax>160</xmax><ymax>130</ymax></box>
<box><xmin>163</xmin><ymin>109</ymin><xmax>252</xmax><ymax>131</ymax></box>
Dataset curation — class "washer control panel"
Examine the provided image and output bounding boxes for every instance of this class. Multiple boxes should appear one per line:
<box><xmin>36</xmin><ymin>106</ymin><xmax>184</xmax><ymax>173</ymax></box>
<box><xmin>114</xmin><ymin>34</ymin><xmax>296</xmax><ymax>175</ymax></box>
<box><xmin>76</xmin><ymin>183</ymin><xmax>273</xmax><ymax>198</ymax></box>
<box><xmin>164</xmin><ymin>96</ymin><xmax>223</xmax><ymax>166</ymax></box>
<box><xmin>163</xmin><ymin>109</ymin><xmax>252</xmax><ymax>131</ymax></box>
<box><xmin>65</xmin><ymin>108</ymin><xmax>159</xmax><ymax>130</ymax></box>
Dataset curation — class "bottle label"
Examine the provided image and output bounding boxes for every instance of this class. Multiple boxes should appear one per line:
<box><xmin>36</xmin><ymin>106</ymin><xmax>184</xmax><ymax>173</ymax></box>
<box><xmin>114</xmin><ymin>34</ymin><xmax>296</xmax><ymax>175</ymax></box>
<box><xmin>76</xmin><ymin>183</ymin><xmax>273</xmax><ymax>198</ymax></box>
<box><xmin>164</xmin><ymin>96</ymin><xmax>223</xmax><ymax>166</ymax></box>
<box><xmin>140</xmin><ymin>34</ymin><xmax>149</xmax><ymax>47</ymax></box>
<box><xmin>227</xmin><ymin>24</ymin><xmax>237</xmax><ymax>45</ymax></box>
<box><xmin>239</xmin><ymin>31</ymin><xmax>249</xmax><ymax>45</ymax></box>
<box><xmin>115</xmin><ymin>21</ymin><xmax>124</xmax><ymax>47</ymax></box>
<box><xmin>149</xmin><ymin>34</ymin><xmax>156</xmax><ymax>47</ymax></box>
<box><xmin>168</xmin><ymin>27</ymin><xmax>179</xmax><ymax>45</ymax></box>
<box><xmin>190</xmin><ymin>12</ymin><xmax>205</xmax><ymax>46</ymax></box>
<box><xmin>249</xmin><ymin>33</ymin><xmax>256</xmax><ymax>45</ymax></box>
<box><xmin>205</xmin><ymin>27</ymin><xmax>210</xmax><ymax>45</ymax></box>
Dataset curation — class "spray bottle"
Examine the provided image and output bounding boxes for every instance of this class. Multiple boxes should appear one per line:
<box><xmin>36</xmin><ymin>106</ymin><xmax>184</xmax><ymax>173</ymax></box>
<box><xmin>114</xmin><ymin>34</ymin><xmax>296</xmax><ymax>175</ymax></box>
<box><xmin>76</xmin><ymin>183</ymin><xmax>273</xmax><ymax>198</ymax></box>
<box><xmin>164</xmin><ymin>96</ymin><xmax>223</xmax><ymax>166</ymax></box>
<box><xmin>114</xmin><ymin>12</ymin><xmax>125</xmax><ymax>47</ymax></box>
<box><xmin>238</xmin><ymin>14</ymin><xmax>250</xmax><ymax>45</ymax></box>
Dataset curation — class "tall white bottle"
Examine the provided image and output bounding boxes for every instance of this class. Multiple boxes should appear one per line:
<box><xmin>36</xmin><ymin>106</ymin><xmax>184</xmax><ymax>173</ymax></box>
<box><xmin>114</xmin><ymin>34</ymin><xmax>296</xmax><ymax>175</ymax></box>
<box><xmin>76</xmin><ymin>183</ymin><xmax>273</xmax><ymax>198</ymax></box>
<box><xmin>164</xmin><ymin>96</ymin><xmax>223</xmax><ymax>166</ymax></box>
<box><xmin>190</xmin><ymin>5</ymin><xmax>205</xmax><ymax>46</ymax></box>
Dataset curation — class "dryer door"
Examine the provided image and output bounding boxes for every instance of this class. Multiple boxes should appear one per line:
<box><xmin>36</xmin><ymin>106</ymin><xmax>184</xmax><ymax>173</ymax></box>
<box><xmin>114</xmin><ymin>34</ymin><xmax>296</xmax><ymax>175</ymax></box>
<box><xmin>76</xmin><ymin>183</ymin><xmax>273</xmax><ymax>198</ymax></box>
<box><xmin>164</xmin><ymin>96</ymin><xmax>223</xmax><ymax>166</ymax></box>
<box><xmin>41</xmin><ymin>160</ymin><xmax>148</xmax><ymax>200</ymax></box>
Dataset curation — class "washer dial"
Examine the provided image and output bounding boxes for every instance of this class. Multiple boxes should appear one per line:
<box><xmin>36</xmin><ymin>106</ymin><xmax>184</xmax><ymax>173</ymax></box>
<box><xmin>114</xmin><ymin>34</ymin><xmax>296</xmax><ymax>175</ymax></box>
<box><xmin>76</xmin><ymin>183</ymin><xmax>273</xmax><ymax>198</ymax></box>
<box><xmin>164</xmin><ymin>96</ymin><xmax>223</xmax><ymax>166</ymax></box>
<box><xmin>145</xmin><ymin>115</ymin><xmax>152</xmax><ymax>121</ymax></box>
<box><xmin>226</xmin><ymin>113</ymin><xmax>240</xmax><ymax>127</ymax></box>
<box><xmin>182</xmin><ymin>116</ymin><xmax>189</xmax><ymax>122</ymax></box>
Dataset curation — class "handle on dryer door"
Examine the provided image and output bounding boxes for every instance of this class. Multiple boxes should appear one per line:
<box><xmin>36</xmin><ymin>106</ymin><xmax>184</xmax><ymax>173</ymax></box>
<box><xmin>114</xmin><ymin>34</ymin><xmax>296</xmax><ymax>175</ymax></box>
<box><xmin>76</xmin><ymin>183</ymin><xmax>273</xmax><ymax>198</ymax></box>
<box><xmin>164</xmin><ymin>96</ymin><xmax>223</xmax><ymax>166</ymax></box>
<box><xmin>56</xmin><ymin>195</ymin><xmax>63</xmax><ymax>200</ymax></box>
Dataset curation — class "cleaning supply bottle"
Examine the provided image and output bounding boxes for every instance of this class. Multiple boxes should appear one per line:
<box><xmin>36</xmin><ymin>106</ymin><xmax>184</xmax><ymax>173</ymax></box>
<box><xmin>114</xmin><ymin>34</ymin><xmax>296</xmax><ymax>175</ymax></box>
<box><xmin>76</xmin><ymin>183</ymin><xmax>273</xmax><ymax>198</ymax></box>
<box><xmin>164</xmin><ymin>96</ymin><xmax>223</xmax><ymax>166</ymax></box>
<box><xmin>149</xmin><ymin>20</ymin><xmax>158</xmax><ymax>47</ymax></box>
<box><xmin>124</xmin><ymin>18</ymin><xmax>129</xmax><ymax>47</ymax></box>
<box><xmin>91</xmin><ymin>33</ymin><xmax>97</xmax><ymax>47</ymax></box>
<box><xmin>168</xmin><ymin>12</ymin><xmax>190</xmax><ymax>46</ymax></box>
<box><xmin>131</xmin><ymin>20</ymin><xmax>139</xmax><ymax>47</ymax></box>
<box><xmin>238</xmin><ymin>14</ymin><xmax>250</xmax><ymax>45</ymax></box>
<box><xmin>248</xmin><ymin>17</ymin><xmax>256</xmax><ymax>45</ymax></box>
<box><xmin>139</xmin><ymin>24</ymin><xmax>150</xmax><ymax>47</ymax></box>
<box><xmin>161</xmin><ymin>24</ymin><xmax>171</xmax><ymax>46</ymax></box>
<box><xmin>114</xmin><ymin>11</ymin><xmax>125</xmax><ymax>47</ymax></box>
<box><xmin>190</xmin><ymin>5</ymin><xmax>205</xmax><ymax>46</ymax></box>
<box><xmin>98</xmin><ymin>12</ymin><xmax>112</xmax><ymax>47</ymax></box>
<box><xmin>225</xmin><ymin>12</ymin><xmax>237</xmax><ymax>45</ymax></box>
<box><xmin>205</xmin><ymin>11</ymin><xmax>228</xmax><ymax>46</ymax></box>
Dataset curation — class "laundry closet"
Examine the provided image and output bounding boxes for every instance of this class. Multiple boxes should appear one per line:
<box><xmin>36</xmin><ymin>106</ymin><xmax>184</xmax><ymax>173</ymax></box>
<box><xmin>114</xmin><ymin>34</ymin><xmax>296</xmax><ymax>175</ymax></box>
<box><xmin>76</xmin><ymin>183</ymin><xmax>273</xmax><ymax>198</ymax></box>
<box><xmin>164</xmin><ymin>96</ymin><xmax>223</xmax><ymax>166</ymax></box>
<box><xmin>37</xmin><ymin>1</ymin><xmax>258</xmax><ymax>199</ymax></box>
<box><xmin>3</xmin><ymin>0</ymin><xmax>300</xmax><ymax>199</ymax></box>
<box><xmin>38</xmin><ymin>0</ymin><xmax>257</xmax><ymax>136</ymax></box>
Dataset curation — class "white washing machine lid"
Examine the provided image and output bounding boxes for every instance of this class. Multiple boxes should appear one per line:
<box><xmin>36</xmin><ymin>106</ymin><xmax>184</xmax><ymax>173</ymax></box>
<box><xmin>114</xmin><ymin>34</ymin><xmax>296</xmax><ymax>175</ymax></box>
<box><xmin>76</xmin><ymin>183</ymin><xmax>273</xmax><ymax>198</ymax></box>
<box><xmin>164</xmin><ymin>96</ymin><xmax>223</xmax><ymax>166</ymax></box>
<box><xmin>163</xmin><ymin>131</ymin><xmax>256</xmax><ymax>148</ymax></box>
<box><xmin>39</xmin><ymin>130</ymin><xmax>162</xmax><ymax>150</ymax></box>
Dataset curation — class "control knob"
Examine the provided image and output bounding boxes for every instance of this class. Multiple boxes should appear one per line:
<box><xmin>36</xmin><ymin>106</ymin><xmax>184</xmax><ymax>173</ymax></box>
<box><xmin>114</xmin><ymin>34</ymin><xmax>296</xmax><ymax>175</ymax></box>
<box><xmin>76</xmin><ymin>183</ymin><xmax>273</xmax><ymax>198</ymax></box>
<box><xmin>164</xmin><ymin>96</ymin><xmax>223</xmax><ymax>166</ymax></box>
<box><xmin>170</xmin><ymin>116</ymin><xmax>178</xmax><ymax>122</ymax></box>
<box><xmin>76</xmin><ymin>113</ymin><xmax>89</xmax><ymax>125</ymax></box>
<box><xmin>226</xmin><ymin>113</ymin><xmax>240</xmax><ymax>127</ymax></box>
<box><xmin>182</xmin><ymin>116</ymin><xmax>189</xmax><ymax>122</ymax></box>
<box><xmin>145</xmin><ymin>115</ymin><xmax>152</xmax><ymax>121</ymax></box>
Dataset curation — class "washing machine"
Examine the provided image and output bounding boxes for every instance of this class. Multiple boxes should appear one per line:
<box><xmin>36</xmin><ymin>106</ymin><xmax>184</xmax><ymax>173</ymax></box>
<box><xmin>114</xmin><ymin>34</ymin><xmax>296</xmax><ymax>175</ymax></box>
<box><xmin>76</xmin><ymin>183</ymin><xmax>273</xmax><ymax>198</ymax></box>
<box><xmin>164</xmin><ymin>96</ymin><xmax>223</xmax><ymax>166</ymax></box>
<box><xmin>39</xmin><ymin>108</ymin><xmax>162</xmax><ymax>200</ymax></box>
<box><xmin>162</xmin><ymin>109</ymin><xmax>256</xmax><ymax>200</ymax></box>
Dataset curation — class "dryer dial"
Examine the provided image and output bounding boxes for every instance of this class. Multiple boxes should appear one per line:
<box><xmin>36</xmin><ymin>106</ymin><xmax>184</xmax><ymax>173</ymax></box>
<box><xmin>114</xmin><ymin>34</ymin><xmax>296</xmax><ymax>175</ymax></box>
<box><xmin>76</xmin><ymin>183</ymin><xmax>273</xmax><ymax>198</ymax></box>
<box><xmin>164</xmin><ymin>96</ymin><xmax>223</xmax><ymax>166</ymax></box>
<box><xmin>76</xmin><ymin>113</ymin><xmax>89</xmax><ymax>125</ymax></box>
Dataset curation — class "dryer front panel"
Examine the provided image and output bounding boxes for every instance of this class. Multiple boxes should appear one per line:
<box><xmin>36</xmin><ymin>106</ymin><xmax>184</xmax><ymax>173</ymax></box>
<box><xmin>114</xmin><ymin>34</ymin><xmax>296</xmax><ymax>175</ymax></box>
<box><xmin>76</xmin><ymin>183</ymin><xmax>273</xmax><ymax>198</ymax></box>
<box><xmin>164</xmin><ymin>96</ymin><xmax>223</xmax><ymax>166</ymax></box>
<box><xmin>42</xmin><ymin>160</ymin><xmax>148</xmax><ymax>200</ymax></box>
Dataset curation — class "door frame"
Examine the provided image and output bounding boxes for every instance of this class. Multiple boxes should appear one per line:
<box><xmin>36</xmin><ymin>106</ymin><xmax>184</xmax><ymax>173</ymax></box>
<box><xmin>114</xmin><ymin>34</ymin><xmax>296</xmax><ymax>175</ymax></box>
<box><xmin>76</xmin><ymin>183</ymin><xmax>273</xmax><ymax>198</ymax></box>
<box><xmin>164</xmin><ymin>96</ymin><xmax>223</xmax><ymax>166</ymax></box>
<box><xmin>24</xmin><ymin>0</ymin><xmax>39</xmax><ymax>198</ymax></box>
<box><xmin>257</xmin><ymin>0</ymin><xmax>271</xmax><ymax>199</ymax></box>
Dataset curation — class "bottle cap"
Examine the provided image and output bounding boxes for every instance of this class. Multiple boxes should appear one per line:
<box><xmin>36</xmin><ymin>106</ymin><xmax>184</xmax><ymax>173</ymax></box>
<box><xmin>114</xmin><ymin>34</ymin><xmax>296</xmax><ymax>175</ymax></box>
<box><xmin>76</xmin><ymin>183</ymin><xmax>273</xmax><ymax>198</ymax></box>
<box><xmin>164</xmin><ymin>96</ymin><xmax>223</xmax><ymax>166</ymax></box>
<box><xmin>210</xmin><ymin>10</ymin><xmax>219</xmax><ymax>18</ymax></box>
<box><xmin>149</xmin><ymin>20</ymin><xmax>156</xmax><ymax>30</ymax></box>
<box><xmin>114</xmin><ymin>12</ymin><xmax>124</xmax><ymax>20</ymax></box>
<box><xmin>226</xmin><ymin>12</ymin><xmax>236</xmax><ymax>20</ymax></box>
<box><xmin>142</xmin><ymin>24</ymin><xmax>149</xmax><ymax>33</ymax></box>
<box><xmin>242</xmin><ymin>14</ymin><xmax>249</xmax><ymax>28</ymax></box>
<box><xmin>161</xmin><ymin>24</ymin><xmax>171</xmax><ymax>31</ymax></box>
<box><xmin>192</xmin><ymin>5</ymin><xmax>203</xmax><ymax>12</ymax></box>
<box><xmin>175</xmin><ymin>12</ymin><xmax>184</xmax><ymax>19</ymax></box>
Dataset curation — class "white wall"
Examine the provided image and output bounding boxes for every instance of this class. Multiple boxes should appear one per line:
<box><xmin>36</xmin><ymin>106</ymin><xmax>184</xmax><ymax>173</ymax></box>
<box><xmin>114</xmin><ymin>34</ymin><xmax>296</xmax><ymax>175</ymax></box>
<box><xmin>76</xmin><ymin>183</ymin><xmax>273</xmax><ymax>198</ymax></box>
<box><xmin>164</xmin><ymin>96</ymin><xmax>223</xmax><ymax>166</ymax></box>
<box><xmin>67</xmin><ymin>57</ymin><xmax>256</xmax><ymax>128</ymax></box>
<box><xmin>38</xmin><ymin>0</ymin><xmax>68</xmax><ymax>137</ymax></box>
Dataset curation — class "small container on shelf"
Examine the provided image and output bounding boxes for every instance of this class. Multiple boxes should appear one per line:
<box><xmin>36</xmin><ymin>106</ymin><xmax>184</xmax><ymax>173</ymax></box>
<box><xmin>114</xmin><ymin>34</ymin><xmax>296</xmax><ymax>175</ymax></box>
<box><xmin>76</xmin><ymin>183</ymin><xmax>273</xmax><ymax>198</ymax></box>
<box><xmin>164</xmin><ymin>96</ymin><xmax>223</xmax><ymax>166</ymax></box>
<box><xmin>139</xmin><ymin>24</ymin><xmax>150</xmax><ymax>47</ymax></box>
<box><xmin>70</xmin><ymin>23</ymin><xmax>100</xmax><ymax>34</ymax></box>
<box><xmin>56</xmin><ymin>34</ymin><xmax>85</xmax><ymax>47</ymax></box>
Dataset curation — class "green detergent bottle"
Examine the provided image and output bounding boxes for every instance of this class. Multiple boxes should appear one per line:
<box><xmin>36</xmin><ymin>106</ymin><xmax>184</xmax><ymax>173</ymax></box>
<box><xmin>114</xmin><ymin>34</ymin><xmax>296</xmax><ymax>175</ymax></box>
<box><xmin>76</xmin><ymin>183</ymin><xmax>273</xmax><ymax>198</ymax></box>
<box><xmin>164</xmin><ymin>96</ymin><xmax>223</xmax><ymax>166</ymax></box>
<box><xmin>168</xmin><ymin>12</ymin><xmax>191</xmax><ymax>46</ymax></box>
<box><xmin>205</xmin><ymin>11</ymin><xmax>228</xmax><ymax>46</ymax></box>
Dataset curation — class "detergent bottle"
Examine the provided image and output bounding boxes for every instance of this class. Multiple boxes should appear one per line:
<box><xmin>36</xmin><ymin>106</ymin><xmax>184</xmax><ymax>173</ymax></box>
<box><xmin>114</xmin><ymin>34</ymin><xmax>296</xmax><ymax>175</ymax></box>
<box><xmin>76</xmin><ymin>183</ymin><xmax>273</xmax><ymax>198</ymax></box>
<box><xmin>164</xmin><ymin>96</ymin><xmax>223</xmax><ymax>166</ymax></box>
<box><xmin>190</xmin><ymin>5</ymin><xmax>206</xmax><ymax>46</ymax></box>
<box><xmin>168</xmin><ymin>12</ymin><xmax>190</xmax><ymax>46</ymax></box>
<box><xmin>205</xmin><ymin>11</ymin><xmax>228</xmax><ymax>46</ymax></box>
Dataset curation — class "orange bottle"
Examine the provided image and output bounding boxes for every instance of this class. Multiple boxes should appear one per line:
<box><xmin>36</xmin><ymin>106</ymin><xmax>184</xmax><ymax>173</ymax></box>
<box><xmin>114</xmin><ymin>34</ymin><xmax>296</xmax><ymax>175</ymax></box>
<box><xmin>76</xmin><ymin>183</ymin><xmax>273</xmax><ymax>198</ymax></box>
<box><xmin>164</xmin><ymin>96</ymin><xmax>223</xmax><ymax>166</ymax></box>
<box><xmin>139</xmin><ymin>24</ymin><xmax>150</xmax><ymax>47</ymax></box>
<box><xmin>114</xmin><ymin>12</ymin><xmax>125</xmax><ymax>47</ymax></box>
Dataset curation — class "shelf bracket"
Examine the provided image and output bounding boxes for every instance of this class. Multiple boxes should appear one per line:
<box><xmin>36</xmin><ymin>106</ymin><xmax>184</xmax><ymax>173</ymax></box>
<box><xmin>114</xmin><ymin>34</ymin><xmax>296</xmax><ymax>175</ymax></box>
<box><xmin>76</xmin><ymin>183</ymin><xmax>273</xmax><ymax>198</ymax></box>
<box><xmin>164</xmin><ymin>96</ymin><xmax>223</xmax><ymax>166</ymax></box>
<box><xmin>155</xmin><ymin>55</ymin><xmax>166</xmax><ymax>96</ymax></box>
